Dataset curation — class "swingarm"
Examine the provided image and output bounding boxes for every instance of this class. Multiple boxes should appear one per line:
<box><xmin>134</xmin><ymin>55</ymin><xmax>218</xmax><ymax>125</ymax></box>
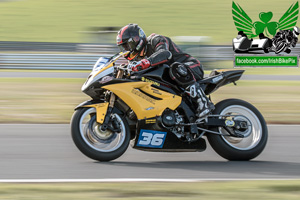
<box><xmin>181</xmin><ymin>115</ymin><xmax>252</xmax><ymax>138</ymax></box>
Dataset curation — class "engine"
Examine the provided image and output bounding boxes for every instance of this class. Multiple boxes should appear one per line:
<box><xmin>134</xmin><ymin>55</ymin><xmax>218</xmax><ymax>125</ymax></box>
<box><xmin>161</xmin><ymin>109</ymin><xmax>184</xmax><ymax>138</ymax></box>
<box><xmin>161</xmin><ymin>109</ymin><xmax>176</xmax><ymax>127</ymax></box>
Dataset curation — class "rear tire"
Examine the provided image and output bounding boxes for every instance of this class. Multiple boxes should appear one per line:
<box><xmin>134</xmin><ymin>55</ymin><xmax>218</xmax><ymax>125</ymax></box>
<box><xmin>71</xmin><ymin>107</ymin><xmax>130</xmax><ymax>162</ymax></box>
<box><xmin>207</xmin><ymin>99</ymin><xmax>268</xmax><ymax>161</ymax></box>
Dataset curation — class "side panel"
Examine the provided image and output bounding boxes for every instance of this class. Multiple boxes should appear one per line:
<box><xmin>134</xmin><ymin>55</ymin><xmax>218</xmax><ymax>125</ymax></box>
<box><xmin>103</xmin><ymin>82</ymin><xmax>182</xmax><ymax>119</ymax></box>
<box><xmin>132</xmin><ymin>119</ymin><xmax>206</xmax><ymax>152</ymax></box>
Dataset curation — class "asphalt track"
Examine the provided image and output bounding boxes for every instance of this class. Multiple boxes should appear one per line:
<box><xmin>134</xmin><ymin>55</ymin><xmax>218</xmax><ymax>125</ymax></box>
<box><xmin>1</xmin><ymin>71</ymin><xmax>300</xmax><ymax>81</ymax></box>
<box><xmin>0</xmin><ymin>124</ymin><xmax>299</xmax><ymax>180</ymax></box>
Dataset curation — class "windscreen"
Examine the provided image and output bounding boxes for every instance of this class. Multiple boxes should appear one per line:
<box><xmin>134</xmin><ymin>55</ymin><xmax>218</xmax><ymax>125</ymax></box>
<box><xmin>93</xmin><ymin>57</ymin><xmax>110</xmax><ymax>71</ymax></box>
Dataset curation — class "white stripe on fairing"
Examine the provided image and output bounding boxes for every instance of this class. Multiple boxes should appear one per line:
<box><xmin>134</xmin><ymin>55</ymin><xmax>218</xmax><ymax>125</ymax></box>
<box><xmin>0</xmin><ymin>178</ymin><xmax>299</xmax><ymax>183</ymax></box>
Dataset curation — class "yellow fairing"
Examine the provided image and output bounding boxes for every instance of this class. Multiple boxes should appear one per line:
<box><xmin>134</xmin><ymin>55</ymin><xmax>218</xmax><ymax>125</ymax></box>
<box><xmin>82</xmin><ymin>102</ymin><xmax>109</xmax><ymax>124</ymax></box>
<box><xmin>103</xmin><ymin>82</ymin><xmax>182</xmax><ymax>119</ymax></box>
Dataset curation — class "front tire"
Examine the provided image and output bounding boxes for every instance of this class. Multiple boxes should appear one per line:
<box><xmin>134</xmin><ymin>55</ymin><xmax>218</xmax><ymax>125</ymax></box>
<box><xmin>207</xmin><ymin>99</ymin><xmax>268</xmax><ymax>161</ymax></box>
<box><xmin>71</xmin><ymin>107</ymin><xmax>130</xmax><ymax>162</ymax></box>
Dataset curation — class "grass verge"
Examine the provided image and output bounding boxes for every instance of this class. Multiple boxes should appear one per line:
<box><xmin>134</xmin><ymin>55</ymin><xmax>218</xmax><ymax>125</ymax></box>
<box><xmin>0</xmin><ymin>0</ymin><xmax>297</xmax><ymax>44</ymax></box>
<box><xmin>0</xmin><ymin>181</ymin><xmax>299</xmax><ymax>199</ymax></box>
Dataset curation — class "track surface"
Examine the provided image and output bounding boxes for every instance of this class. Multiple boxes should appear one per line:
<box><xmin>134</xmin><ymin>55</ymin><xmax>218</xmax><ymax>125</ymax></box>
<box><xmin>0</xmin><ymin>124</ymin><xmax>299</xmax><ymax>179</ymax></box>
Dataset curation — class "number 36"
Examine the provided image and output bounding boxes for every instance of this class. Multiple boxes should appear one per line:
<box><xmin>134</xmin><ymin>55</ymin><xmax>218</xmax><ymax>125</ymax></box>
<box><xmin>138</xmin><ymin>131</ymin><xmax>166</xmax><ymax>147</ymax></box>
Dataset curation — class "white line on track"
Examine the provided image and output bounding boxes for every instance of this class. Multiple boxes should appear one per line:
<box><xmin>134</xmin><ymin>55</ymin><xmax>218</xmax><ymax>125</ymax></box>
<box><xmin>0</xmin><ymin>179</ymin><xmax>299</xmax><ymax>183</ymax></box>
<box><xmin>268</xmin><ymin>124</ymin><xmax>300</xmax><ymax>126</ymax></box>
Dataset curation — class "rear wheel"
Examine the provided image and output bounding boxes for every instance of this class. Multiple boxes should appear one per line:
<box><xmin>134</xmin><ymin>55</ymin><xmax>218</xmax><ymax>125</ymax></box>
<box><xmin>207</xmin><ymin>99</ymin><xmax>268</xmax><ymax>161</ymax></box>
<box><xmin>71</xmin><ymin>107</ymin><xmax>130</xmax><ymax>161</ymax></box>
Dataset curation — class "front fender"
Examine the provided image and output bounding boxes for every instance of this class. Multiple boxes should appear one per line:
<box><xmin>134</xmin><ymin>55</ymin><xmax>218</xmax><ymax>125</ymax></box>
<box><xmin>75</xmin><ymin>100</ymin><xmax>108</xmax><ymax>124</ymax></box>
<box><xmin>75</xmin><ymin>99</ymin><xmax>105</xmax><ymax>110</ymax></box>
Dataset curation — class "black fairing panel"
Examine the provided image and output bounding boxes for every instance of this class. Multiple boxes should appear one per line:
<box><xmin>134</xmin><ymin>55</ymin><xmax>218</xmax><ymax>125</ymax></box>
<box><xmin>132</xmin><ymin>118</ymin><xmax>206</xmax><ymax>152</ymax></box>
<box><xmin>133</xmin><ymin>64</ymin><xmax>171</xmax><ymax>82</ymax></box>
<box><xmin>82</xmin><ymin>78</ymin><xmax>134</xmax><ymax>98</ymax></box>
<box><xmin>199</xmin><ymin>70</ymin><xmax>245</xmax><ymax>95</ymax></box>
<box><xmin>132</xmin><ymin>64</ymin><xmax>182</xmax><ymax>93</ymax></box>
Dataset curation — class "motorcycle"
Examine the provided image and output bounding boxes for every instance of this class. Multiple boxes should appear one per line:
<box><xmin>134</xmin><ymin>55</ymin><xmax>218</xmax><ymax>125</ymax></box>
<box><xmin>71</xmin><ymin>51</ymin><xmax>268</xmax><ymax>161</ymax></box>
<box><xmin>270</xmin><ymin>37</ymin><xmax>292</xmax><ymax>54</ymax></box>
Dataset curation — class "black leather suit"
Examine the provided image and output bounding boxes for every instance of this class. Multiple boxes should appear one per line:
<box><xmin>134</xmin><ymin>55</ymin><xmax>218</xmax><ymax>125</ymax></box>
<box><xmin>136</xmin><ymin>33</ymin><xmax>204</xmax><ymax>81</ymax></box>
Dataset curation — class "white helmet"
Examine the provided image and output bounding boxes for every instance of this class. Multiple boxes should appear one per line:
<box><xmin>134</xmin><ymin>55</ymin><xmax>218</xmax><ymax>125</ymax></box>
<box><xmin>293</xmin><ymin>26</ymin><xmax>299</xmax><ymax>37</ymax></box>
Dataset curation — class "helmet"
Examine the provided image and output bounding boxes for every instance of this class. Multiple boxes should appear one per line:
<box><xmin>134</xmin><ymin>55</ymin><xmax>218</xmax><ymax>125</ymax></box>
<box><xmin>116</xmin><ymin>24</ymin><xmax>147</xmax><ymax>60</ymax></box>
<box><xmin>293</xmin><ymin>26</ymin><xmax>299</xmax><ymax>37</ymax></box>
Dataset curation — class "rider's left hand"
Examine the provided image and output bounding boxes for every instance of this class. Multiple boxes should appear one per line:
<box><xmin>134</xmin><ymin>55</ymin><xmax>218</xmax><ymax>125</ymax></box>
<box><xmin>131</xmin><ymin>59</ymin><xmax>151</xmax><ymax>71</ymax></box>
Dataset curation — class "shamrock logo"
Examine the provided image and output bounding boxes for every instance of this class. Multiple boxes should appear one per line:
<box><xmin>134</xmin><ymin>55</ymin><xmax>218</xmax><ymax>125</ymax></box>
<box><xmin>232</xmin><ymin>1</ymin><xmax>299</xmax><ymax>38</ymax></box>
<box><xmin>253</xmin><ymin>12</ymin><xmax>278</xmax><ymax>36</ymax></box>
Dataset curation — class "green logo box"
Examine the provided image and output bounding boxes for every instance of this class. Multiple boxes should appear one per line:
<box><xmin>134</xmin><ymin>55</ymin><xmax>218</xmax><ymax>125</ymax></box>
<box><xmin>232</xmin><ymin>1</ymin><xmax>299</xmax><ymax>38</ymax></box>
<box><xmin>234</xmin><ymin>54</ymin><xmax>299</xmax><ymax>67</ymax></box>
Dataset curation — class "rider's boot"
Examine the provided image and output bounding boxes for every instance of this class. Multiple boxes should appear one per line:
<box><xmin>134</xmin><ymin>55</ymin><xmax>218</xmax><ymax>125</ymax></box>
<box><xmin>187</xmin><ymin>83</ymin><xmax>215</xmax><ymax>118</ymax></box>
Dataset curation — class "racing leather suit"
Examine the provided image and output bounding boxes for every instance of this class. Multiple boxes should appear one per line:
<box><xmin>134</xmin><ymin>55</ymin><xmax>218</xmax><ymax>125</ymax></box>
<box><xmin>134</xmin><ymin>33</ymin><xmax>213</xmax><ymax>118</ymax></box>
<box><xmin>143</xmin><ymin>33</ymin><xmax>204</xmax><ymax>80</ymax></box>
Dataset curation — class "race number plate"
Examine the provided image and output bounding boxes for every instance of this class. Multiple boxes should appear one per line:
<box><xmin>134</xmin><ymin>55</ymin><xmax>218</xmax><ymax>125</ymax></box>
<box><xmin>136</xmin><ymin>129</ymin><xmax>167</xmax><ymax>148</ymax></box>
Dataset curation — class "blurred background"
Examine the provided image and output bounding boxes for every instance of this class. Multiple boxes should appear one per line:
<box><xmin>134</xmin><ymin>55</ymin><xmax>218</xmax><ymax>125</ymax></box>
<box><xmin>0</xmin><ymin>0</ymin><xmax>298</xmax><ymax>43</ymax></box>
<box><xmin>0</xmin><ymin>0</ymin><xmax>300</xmax><ymax>124</ymax></box>
<box><xmin>0</xmin><ymin>1</ymin><xmax>300</xmax><ymax>199</ymax></box>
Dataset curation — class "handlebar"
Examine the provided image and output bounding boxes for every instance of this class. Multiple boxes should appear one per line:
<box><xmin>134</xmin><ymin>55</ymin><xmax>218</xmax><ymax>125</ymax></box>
<box><xmin>115</xmin><ymin>61</ymin><xmax>143</xmax><ymax>76</ymax></box>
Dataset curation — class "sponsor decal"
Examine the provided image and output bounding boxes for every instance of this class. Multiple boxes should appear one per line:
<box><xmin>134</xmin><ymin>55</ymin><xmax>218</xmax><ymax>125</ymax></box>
<box><xmin>137</xmin><ymin>129</ymin><xmax>167</xmax><ymax>148</ymax></box>
<box><xmin>139</xmin><ymin>28</ymin><xmax>145</xmax><ymax>37</ymax></box>
<box><xmin>146</xmin><ymin>107</ymin><xmax>154</xmax><ymax>111</ymax></box>
<box><xmin>131</xmin><ymin>89</ymin><xmax>156</xmax><ymax>105</ymax></box>
<box><xmin>212</xmin><ymin>75</ymin><xmax>223</xmax><ymax>83</ymax></box>
<box><xmin>151</xmin><ymin>88</ymin><xmax>162</xmax><ymax>95</ymax></box>
<box><xmin>145</xmin><ymin>119</ymin><xmax>156</xmax><ymax>124</ymax></box>
<box><xmin>141</xmin><ymin>77</ymin><xmax>160</xmax><ymax>86</ymax></box>
<box><xmin>99</xmin><ymin>76</ymin><xmax>113</xmax><ymax>84</ymax></box>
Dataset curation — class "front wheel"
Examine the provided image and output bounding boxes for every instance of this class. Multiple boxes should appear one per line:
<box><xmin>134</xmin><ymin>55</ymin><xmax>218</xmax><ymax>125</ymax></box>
<box><xmin>71</xmin><ymin>107</ymin><xmax>130</xmax><ymax>161</ymax></box>
<box><xmin>207</xmin><ymin>99</ymin><xmax>268</xmax><ymax>161</ymax></box>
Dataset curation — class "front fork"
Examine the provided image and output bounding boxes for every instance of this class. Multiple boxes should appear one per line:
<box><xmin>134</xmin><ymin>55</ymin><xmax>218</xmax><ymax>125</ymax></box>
<box><xmin>100</xmin><ymin>69</ymin><xmax>124</xmax><ymax>131</ymax></box>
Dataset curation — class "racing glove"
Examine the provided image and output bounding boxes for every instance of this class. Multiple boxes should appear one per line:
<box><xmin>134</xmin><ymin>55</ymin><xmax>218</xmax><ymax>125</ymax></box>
<box><xmin>131</xmin><ymin>59</ymin><xmax>151</xmax><ymax>71</ymax></box>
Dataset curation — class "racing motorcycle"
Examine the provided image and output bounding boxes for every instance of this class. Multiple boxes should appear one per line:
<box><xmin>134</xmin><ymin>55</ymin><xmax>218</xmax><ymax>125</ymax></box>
<box><xmin>71</xmin><ymin>52</ymin><xmax>268</xmax><ymax>162</ymax></box>
<box><xmin>270</xmin><ymin>37</ymin><xmax>293</xmax><ymax>54</ymax></box>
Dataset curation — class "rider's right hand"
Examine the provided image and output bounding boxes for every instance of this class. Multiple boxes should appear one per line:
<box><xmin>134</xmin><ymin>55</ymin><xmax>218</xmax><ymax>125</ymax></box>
<box><xmin>131</xmin><ymin>59</ymin><xmax>151</xmax><ymax>72</ymax></box>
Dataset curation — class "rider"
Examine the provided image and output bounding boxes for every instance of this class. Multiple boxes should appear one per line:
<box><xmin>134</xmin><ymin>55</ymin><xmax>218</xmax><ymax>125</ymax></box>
<box><xmin>271</xmin><ymin>26</ymin><xmax>299</xmax><ymax>54</ymax></box>
<box><xmin>116</xmin><ymin>24</ymin><xmax>214</xmax><ymax>118</ymax></box>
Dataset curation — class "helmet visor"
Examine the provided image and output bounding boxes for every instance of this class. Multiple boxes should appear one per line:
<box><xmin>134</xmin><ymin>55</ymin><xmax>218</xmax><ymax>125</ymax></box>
<box><xmin>118</xmin><ymin>42</ymin><xmax>132</xmax><ymax>52</ymax></box>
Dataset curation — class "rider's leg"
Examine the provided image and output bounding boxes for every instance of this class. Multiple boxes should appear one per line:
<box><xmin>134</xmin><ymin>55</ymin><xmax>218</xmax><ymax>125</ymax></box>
<box><xmin>169</xmin><ymin>62</ymin><xmax>214</xmax><ymax>118</ymax></box>
<box><xmin>186</xmin><ymin>83</ymin><xmax>215</xmax><ymax>117</ymax></box>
